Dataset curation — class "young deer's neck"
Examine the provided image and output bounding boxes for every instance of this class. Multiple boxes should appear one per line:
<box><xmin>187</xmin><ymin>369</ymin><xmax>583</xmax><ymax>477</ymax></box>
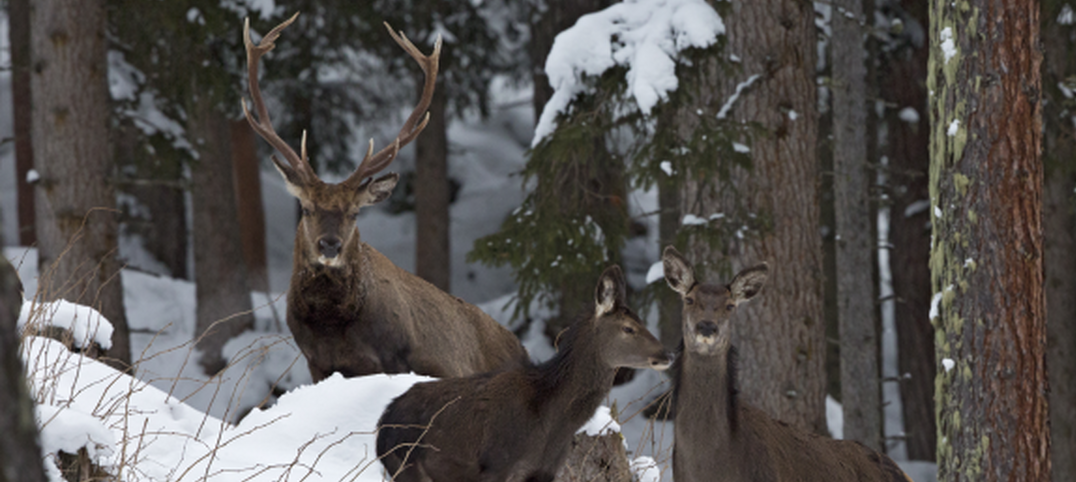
<box><xmin>533</xmin><ymin>323</ymin><xmax>615</xmax><ymax>425</ymax></box>
<box><xmin>678</xmin><ymin>346</ymin><xmax>739</xmax><ymax>440</ymax></box>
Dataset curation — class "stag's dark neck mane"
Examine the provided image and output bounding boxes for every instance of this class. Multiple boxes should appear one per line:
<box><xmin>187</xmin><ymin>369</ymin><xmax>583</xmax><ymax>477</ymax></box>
<box><xmin>291</xmin><ymin>237</ymin><xmax>368</xmax><ymax>318</ymax></box>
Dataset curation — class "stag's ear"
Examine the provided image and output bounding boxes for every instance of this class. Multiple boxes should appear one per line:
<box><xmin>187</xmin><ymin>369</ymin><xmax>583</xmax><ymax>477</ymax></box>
<box><xmin>595</xmin><ymin>265</ymin><xmax>626</xmax><ymax>317</ymax></box>
<box><xmin>662</xmin><ymin>246</ymin><xmax>695</xmax><ymax>296</ymax></box>
<box><xmin>271</xmin><ymin>155</ymin><xmax>305</xmax><ymax>197</ymax></box>
<box><xmin>357</xmin><ymin>173</ymin><xmax>399</xmax><ymax>207</ymax></box>
<box><xmin>729</xmin><ymin>263</ymin><xmax>768</xmax><ymax>305</ymax></box>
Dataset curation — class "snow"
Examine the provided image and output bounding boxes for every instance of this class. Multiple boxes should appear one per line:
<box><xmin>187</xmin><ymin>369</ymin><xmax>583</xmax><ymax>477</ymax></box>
<box><xmin>630</xmin><ymin>456</ymin><xmax>662</xmax><ymax>482</ymax></box>
<box><xmin>929</xmin><ymin>292</ymin><xmax>943</xmax><ymax>321</ymax></box>
<box><xmin>939</xmin><ymin>27</ymin><xmax>957</xmax><ymax>63</ymax></box>
<box><xmin>933</xmin><ymin>205</ymin><xmax>943</xmax><ymax>218</ymax></box>
<box><xmin>27</xmin><ymin>168</ymin><xmax>40</xmax><ymax>183</ymax></box>
<box><xmin>576</xmin><ymin>405</ymin><xmax>621</xmax><ymax>436</ymax></box>
<box><xmin>732</xmin><ymin>142</ymin><xmax>750</xmax><ymax>153</ymax></box>
<box><xmin>788</xmin><ymin>110</ymin><xmax>799</xmax><ymax>121</ymax></box>
<box><xmin>903</xmin><ymin>199</ymin><xmax>930</xmax><ymax>218</ymax></box>
<box><xmin>682</xmin><ymin>214</ymin><xmax>708</xmax><ymax>225</ymax></box>
<box><xmin>716</xmin><ymin>74</ymin><xmax>761</xmax><ymax>119</ymax></box>
<box><xmin>660</xmin><ymin>160</ymin><xmax>674</xmax><ymax>175</ymax></box>
<box><xmin>899</xmin><ymin>107</ymin><xmax>920</xmax><ymax>123</ymax></box>
<box><xmin>645</xmin><ymin>261</ymin><xmax>664</xmax><ymax>284</ymax></box>
<box><xmin>947</xmin><ymin>119</ymin><xmax>960</xmax><ymax>136</ymax></box>
<box><xmin>533</xmin><ymin>0</ymin><xmax>725</xmax><ymax>146</ymax></box>
<box><xmin>826</xmin><ymin>395</ymin><xmax>843</xmax><ymax>439</ymax></box>
<box><xmin>19</xmin><ymin>299</ymin><xmax>115</xmax><ymax>350</ymax></box>
<box><xmin>941</xmin><ymin>358</ymin><xmax>955</xmax><ymax>372</ymax></box>
<box><xmin>1060</xmin><ymin>4</ymin><xmax>1074</xmax><ymax>25</ymax></box>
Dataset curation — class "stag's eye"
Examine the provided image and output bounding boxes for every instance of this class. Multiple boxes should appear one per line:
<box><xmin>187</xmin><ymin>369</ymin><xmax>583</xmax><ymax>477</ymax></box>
<box><xmin>685</xmin><ymin>298</ymin><xmax>694</xmax><ymax>306</ymax></box>
<box><xmin>301</xmin><ymin>207</ymin><xmax>312</xmax><ymax>217</ymax></box>
<box><xmin>622</xmin><ymin>326</ymin><xmax>637</xmax><ymax>335</ymax></box>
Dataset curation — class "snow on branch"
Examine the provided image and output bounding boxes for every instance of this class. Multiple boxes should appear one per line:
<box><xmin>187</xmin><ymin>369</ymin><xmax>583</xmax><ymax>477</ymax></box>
<box><xmin>532</xmin><ymin>0</ymin><xmax>725</xmax><ymax>147</ymax></box>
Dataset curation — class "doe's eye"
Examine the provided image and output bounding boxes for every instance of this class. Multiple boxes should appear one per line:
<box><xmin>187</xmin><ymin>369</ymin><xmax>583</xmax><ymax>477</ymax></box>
<box><xmin>685</xmin><ymin>298</ymin><xmax>694</xmax><ymax>306</ymax></box>
<box><xmin>726</xmin><ymin>304</ymin><xmax>736</xmax><ymax>312</ymax></box>
<box><xmin>301</xmin><ymin>207</ymin><xmax>312</xmax><ymax>217</ymax></box>
<box><xmin>622</xmin><ymin>326</ymin><xmax>637</xmax><ymax>335</ymax></box>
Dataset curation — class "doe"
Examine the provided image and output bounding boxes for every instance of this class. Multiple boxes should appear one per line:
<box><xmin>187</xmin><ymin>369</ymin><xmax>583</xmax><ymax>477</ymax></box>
<box><xmin>376</xmin><ymin>266</ymin><xmax>670</xmax><ymax>482</ymax></box>
<box><xmin>662</xmin><ymin>246</ymin><xmax>910</xmax><ymax>482</ymax></box>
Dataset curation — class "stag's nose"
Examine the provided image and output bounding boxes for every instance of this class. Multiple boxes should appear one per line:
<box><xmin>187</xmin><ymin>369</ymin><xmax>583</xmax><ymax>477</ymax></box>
<box><xmin>318</xmin><ymin>237</ymin><xmax>343</xmax><ymax>258</ymax></box>
<box><xmin>697</xmin><ymin>321</ymin><xmax>719</xmax><ymax>337</ymax></box>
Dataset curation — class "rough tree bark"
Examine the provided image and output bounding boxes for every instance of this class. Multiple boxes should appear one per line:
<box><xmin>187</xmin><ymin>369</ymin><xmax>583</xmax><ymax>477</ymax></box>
<box><xmin>231</xmin><ymin>120</ymin><xmax>269</xmax><ymax>293</ymax></box>
<box><xmin>928</xmin><ymin>0</ymin><xmax>1050</xmax><ymax>479</ymax></box>
<box><xmin>683</xmin><ymin>0</ymin><xmax>825</xmax><ymax>432</ymax></box>
<box><xmin>831</xmin><ymin>0</ymin><xmax>882</xmax><ymax>451</ymax></box>
<box><xmin>10</xmin><ymin>0</ymin><xmax>36</xmax><ymax>247</ymax></box>
<box><xmin>189</xmin><ymin>98</ymin><xmax>254</xmax><ymax>375</ymax></box>
<box><xmin>415</xmin><ymin>90</ymin><xmax>451</xmax><ymax>292</ymax></box>
<box><xmin>30</xmin><ymin>0</ymin><xmax>131</xmax><ymax>366</ymax></box>
<box><xmin>0</xmin><ymin>255</ymin><xmax>47</xmax><ymax>482</ymax></box>
<box><xmin>1042</xmin><ymin>1</ymin><xmax>1076</xmax><ymax>479</ymax></box>
<box><xmin>880</xmin><ymin>0</ymin><xmax>936</xmax><ymax>461</ymax></box>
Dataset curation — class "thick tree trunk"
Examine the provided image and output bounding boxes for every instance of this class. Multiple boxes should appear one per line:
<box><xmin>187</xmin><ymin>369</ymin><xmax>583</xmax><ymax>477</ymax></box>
<box><xmin>31</xmin><ymin>0</ymin><xmax>131</xmax><ymax>367</ymax></box>
<box><xmin>881</xmin><ymin>0</ymin><xmax>936</xmax><ymax>462</ymax></box>
<box><xmin>10</xmin><ymin>0</ymin><xmax>36</xmax><ymax>247</ymax></box>
<box><xmin>415</xmin><ymin>90</ymin><xmax>451</xmax><ymax>292</ymax></box>
<box><xmin>658</xmin><ymin>179</ymin><xmax>682</xmax><ymax>350</ymax></box>
<box><xmin>928</xmin><ymin>0</ymin><xmax>1049</xmax><ymax>479</ymax></box>
<box><xmin>553</xmin><ymin>432</ymin><xmax>631</xmax><ymax>482</ymax></box>
<box><xmin>0</xmin><ymin>256</ymin><xmax>48</xmax><ymax>482</ymax></box>
<box><xmin>1042</xmin><ymin>2</ymin><xmax>1076</xmax><ymax>479</ymax></box>
<box><xmin>231</xmin><ymin>120</ymin><xmax>269</xmax><ymax>293</ymax></box>
<box><xmin>683</xmin><ymin>0</ymin><xmax>825</xmax><ymax>433</ymax></box>
<box><xmin>189</xmin><ymin>98</ymin><xmax>254</xmax><ymax>375</ymax></box>
<box><xmin>831</xmin><ymin>0</ymin><xmax>882</xmax><ymax>451</ymax></box>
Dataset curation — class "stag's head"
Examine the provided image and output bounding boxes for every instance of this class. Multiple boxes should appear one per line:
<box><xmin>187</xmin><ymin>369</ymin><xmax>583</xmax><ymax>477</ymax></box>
<box><xmin>590</xmin><ymin>266</ymin><xmax>671</xmax><ymax>371</ymax></box>
<box><xmin>662</xmin><ymin>246</ymin><xmax>768</xmax><ymax>357</ymax></box>
<box><xmin>242</xmin><ymin>13</ymin><xmax>440</xmax><ymax>267</ymax></box>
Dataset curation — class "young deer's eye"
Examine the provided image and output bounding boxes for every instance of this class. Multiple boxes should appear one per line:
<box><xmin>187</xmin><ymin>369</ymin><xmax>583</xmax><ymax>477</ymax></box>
<box><xmin>301</xmin><ymin>207</ymin><xmax>312</xmax><ymax>217</ymax></box>
<box><xmin>622</xmin><ymin>325</ymin><xmax>637</xmax><ymax>335</ymax></box>
<box><xmin>726</xmin><ymin>304</ymin><xmax>736</xmax><ymax>312</ymax></box>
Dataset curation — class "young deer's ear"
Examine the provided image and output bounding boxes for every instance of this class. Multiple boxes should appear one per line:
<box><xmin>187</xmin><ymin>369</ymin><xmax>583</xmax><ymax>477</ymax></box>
<box><xmin>357</xmin><ymin>173</ymin><xmax>399</xmax><ymax>206</ymax></box>
<box><xmin>729</xmin><ymin>263</ymin><xmax>768</xmax><ymax>305</ymax></box>
<box><xmin>271</xmin><ymin>155</ymin><xmax>305</xmax><ymax>197</ymax></box>
<box><xmin>595</xmin><ymin>265</ymin><xmax>626</xmax><ymax>317</ymax></box>
<box><xmin>662</xmin><ymin>246</ymin><xmax>695</xmax><ymax>296</ymax></box>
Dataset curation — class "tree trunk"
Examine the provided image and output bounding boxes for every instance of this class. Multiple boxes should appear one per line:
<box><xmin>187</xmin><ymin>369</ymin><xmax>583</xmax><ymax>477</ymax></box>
<box><xmin>31</xmin><ymin>0</ymin><xmax>131</xmax><ymax>367</ymax></box>
<box><xmin>189</xmin><ymin>97</ymin><xmax>254</xmax><ymax>375</ymax></box>
<box><xmin>529</xmin><ymin>0</ymin><xmax>613</xmax><ymax>123</ymax></box>
<box><xmin>553</xmin><ymin>432</ymin><xmax>631</xmax><ymax>482</ymax></box>
<box><xmin>415</xmin><ymin>90</ymin><xmax>451</xmax><ymax>292</ymax></box>
<box><xmin>10</xmin><ymin>0</ymin><xmax>36</xmax><ymax>247</ymax></box>
<box><xmin>928</xmin><ymin>0</ymin><xmax>1049</xmax><ymax>479</ymax></box>
<box><xmin>683</xmin><ymin>0</ymin><xmax>825</xmax><ymax>433</ymax></box>
<box><xmin>1042</xmin><ymin>1</ymin><xmax>1076</xmax><ymax>479</ymax></box>
<box><xmin>881</xmin><ymin>0</ymin><xmax>936</xmax><ymax>462</ymax></box>
<box><xmin>831</xmin><ymin>0</ymin><xmax>882</xmax><ymax>451</ymax></box>
<box><xmin>0</xmin><ymin>256</ymin><xmax>48</xmax><ymax>482</ymax></box>
<box><xmin>658</xmin><ymin>177</ymin><xmax>682</xmax><ymax>350</ymax></box>
<box><xmin>231</xmin><ymin>120</ymin><xmax>268</xmax><ymax>293</ymax></box>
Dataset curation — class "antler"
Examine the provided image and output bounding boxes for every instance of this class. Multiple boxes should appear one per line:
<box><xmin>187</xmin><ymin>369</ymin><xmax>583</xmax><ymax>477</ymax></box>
<box><xmin>343</xmin><ymin>23</ymin><xmax>442</xmax><ymax>189</ymax></box>
<box><xmin>242</xmin><ymin>13</ymin><xmax>317</xmax><ymax>184</ymax></box>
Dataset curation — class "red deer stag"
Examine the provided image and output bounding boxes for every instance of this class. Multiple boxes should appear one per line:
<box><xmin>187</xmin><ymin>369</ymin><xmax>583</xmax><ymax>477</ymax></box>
<box><xmin>242</xmin><ymin>14</ymin><xmax>527</xmax><ymax>382</ymax></box>
<box><xmin>662</xmin><ymin>246</ymin><xmax>910</xmax><ymax>482</ymax></box>
<box><xmin>376</xmin><ymin>266</ymin><xmax>670</xmax><ymax>482</ymax></box>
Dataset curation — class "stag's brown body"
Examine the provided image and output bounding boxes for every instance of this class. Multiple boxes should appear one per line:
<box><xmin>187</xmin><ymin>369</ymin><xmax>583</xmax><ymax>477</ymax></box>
<box><xmin>662</xmin><ymin>247</ymin><xmax>910</xmax><ymax>482</ymax></box>
<box><xmin>243</xmin><ymin>14</ymin><xmax>527</xmax><ymax>382</ymax></box>
<box><xmin>376</xmin><ymin>266</ymin><xmax>670</xmax><ymax>482</ymax></box>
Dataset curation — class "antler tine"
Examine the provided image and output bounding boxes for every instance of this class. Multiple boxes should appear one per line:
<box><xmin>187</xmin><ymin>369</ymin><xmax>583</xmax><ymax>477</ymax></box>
<box><xmin>242</xmin><ymin>13</ymin><xmax>315</xmax><ymax>181</ymax></box>
<box><xmin>346</xmin><ymin>24</ymin><xmax>442</xmax><ymax>187</ymax></box>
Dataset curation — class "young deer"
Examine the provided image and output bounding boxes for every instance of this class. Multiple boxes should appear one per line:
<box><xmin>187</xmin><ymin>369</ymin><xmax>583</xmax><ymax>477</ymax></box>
<box><xmin>242</xmin><ymin>14</ymin><xmax>527</xmax><ymax>382</ymax></box>
<box><xmin>662</xmin><ymin>246</ymin><xmax>910</xmax><ymax>482</ymax></box>
<box><xmin>376</xmin><ymin>266</ymin><xmax>671</xmax><ymax>482</ymax></box>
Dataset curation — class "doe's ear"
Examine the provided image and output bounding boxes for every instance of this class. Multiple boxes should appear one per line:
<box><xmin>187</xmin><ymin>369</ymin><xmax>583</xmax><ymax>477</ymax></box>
<box><xmin>729</xmin><ymin>263</ymin><xmax>768</xmax><ymax>305</ymax></box>
<box><xmin>595</xmin><ymin>265</ymin><xmax>626</xmax><ymax>317</ymax></box>
<box><xmin>357</xmin><ymin>172</ymin><xmax>399</xmax><ymax>206</ymax></box>
<box><xmin>662</xmin><ymin>246</ymin><xmax>695</xmax><ymax>296</ymax></box>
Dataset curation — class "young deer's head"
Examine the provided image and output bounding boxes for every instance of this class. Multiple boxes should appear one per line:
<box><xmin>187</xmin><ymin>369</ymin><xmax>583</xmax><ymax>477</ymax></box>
<box><xmin>242</xmin><ymin>13</ymin><xmax>440</xmax><ymax>267</ymax></box>
<box><xmin>662</xmin><ymin>246</ymin><xmax>768</xmax><ymax>356</ymax></box>
<box><xmin>591</xmin><ymin>266</ymin><xmax>671</xmax><ymax>371</ymax></box>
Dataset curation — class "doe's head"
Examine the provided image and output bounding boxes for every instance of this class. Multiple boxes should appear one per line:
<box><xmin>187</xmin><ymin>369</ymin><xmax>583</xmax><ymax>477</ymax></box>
<box><xmin>592</xmin><ymin>266</ymin><xmax>671</xmax><ymax>371</ymax></box>
<box><xmin>662</xmin><ymin>246</ymin><xmax>768</xmax><ymax>356</ymax></box>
